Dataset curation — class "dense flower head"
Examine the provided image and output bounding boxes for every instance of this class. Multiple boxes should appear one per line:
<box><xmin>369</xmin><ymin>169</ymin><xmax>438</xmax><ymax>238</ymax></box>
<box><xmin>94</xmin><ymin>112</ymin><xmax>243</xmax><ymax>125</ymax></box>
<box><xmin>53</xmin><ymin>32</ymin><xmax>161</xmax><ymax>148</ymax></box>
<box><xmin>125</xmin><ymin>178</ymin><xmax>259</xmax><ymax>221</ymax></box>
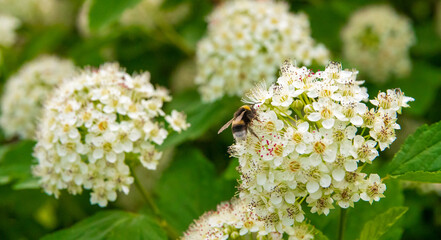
<box><xmin>341</xmin><ymin>5</ymin><xmax>415</xmax><ymax>82</ymax></box>
<box><xmin>0</xmin><ymin>56</ymin><xmax>76</xmax><ymax>139</ymax></box>
<box><xmin>182</xmin><ymin>198</ymin><xmax>315</xmax><ymax>240</ymax></box>
<box><xmin>230</xmin><ymin>61</ymin><xmax>413</xmax><ymax>233</ymax></box>
<box><xmin>0</xmin><ymin>14</ymin><xmax>20</xmax><ymax>48</ymax></box>
<box><xmin>0</xmin><ymin>0</ymin><xmax>73</xmax><ymax>26</ymax></box>
<box><xmin>32</xmin><ymin>63</ymin><xmax>189</xmax><ymax>207</ymax></box>
<box><xmin>196</xmin><ymin>0</ymin><xmax>329</xmax><ymax>102</ymax></box>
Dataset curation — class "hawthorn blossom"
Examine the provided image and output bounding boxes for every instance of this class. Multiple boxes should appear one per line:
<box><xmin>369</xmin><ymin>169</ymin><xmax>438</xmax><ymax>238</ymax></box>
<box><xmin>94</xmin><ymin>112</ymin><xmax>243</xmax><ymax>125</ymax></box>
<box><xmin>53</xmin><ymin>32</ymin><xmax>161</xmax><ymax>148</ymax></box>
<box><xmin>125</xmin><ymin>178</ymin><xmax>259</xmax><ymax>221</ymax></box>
<box><xmin>341</xmin><ymin>5</ymin><xmax>415</xmax><ymax>82</ymax></box>
<box><xmin>196</xmin><ymin>0</ymin><xmax>329</xmax><ymax>102</ymax></box>
<box><xmin>33</xmin><ymin>63</ymin><xmax>189</xmax><ymax>206</ymax></box>
<box><xmin>229</xmin><ymin>61</ymin><xmax>412</xmax><ymax>232</ymax></box>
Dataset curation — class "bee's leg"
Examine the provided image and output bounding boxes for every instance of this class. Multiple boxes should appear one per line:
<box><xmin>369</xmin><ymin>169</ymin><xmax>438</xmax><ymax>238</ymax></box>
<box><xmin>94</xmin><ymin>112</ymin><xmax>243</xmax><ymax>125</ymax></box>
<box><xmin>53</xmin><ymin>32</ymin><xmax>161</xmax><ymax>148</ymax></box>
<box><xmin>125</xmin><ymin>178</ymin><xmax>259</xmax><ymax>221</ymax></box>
<box><xmin>248</xmin><ymin>127</ymin><xmax>259</xmax><ymax>139</ymax></box>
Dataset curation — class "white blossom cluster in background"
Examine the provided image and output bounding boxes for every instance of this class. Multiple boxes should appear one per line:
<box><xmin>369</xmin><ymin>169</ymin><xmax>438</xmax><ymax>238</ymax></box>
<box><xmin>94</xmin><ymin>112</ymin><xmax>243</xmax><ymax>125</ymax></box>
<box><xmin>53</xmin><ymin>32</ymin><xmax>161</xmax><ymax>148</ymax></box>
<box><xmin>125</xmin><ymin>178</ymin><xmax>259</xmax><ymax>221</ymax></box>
<box><xmin>32</xmin><ymin>63</ymin><xmax>189</xmax><ymax>207</ymax></box>
<box><xmin>183</xmin><ymin>198</ymin><xmax>315</xmax><ymax>240</ymax></box>
<box><xmin>341</xmin><ymin>5</ymin><xmax>415</xmax><ymax>83</ymax></box>
<box><xmin>0</xmin><ymin>0</ymin><xmax>73</xmax><ymax>26</ymax></box>
<box><xmin>0</xmin><ymin>56</ymin><xmax>76</xmax><ymax>139</ymax></box>
<box><xmin>402</xmin><ymin>181</ymin><xmax>441</xmax><ymax>196</ymax></box>
<box><xmin>0</xmin><ymin>14</ymin><xmax>20</xmax><ymax>48</ymax></box>
<box><xmin>227</xmin><ymin>61</ymin><xmax>413</xmax><ymax>233</ymax></box>
<box><xmin>196</xmin><ymin>0</ymin><xmax>330</xmax><ymax>102</ymax></box>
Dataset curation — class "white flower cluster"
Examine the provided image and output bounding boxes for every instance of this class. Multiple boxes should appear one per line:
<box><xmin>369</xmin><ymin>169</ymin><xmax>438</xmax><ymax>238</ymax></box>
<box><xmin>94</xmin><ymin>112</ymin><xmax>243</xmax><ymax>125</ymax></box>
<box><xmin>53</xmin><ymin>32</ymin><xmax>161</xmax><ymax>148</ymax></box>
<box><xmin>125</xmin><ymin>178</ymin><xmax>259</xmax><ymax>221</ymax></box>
<box><xmin>0</xmin><ymin>0</ymin><xmax>73</xmax><ymax>26</ymax></box>
<box><xmin>0</xmin><ymin>56</ymin><xmax>76</xmax><ymax>139</ymax></box>
<box><xmin>341</xmin><ymin>5</ymin><xmax>415</xmax><ymax>82</ymax></box>
<box><xmin>183</xmin><ymin>198</ymin><xmax>315</xmax><ymax>240</ymax></box>
<box><xmin>33</xmin><ymin>63</ymin><xmax>189</xmax><ymax>207</ymax></box>
<box><xmin>0</xmin><ymin>14</ymin><xmax>20</xmax><ymax>48</ymax></box>
<box><xmin>229</xmin><ymin>61</ymin><xmax>413</xmax><ymax>233</ymax></box>
<box><xmin>196</xmin><ymin>0</ymin><xmax>329</xmax><ymax>102</ymax></box>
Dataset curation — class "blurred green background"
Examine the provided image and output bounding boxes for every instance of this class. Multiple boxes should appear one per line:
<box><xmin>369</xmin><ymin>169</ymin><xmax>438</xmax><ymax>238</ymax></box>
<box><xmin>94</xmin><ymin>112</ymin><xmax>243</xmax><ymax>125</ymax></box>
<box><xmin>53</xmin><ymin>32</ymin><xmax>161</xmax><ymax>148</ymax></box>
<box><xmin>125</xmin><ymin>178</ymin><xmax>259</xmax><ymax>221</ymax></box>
<box><xmin>0</xmin><ymin>0</ymin><xmax>440</xmax><ymax>239</ymax></box>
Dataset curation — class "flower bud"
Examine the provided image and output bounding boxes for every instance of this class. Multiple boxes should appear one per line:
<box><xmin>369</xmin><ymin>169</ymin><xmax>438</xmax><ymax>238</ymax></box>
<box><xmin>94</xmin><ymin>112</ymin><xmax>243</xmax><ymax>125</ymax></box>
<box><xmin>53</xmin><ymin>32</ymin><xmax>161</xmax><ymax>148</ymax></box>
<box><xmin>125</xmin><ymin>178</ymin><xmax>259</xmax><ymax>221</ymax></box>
<box><xmin>291</xmin><ymin>99</ymin><xmax>304</xmax><ymax>110</ymax></box>
<box><xmin>303</xmin><ymin>104</ymin><xmax>314</xmax><ymax>114</ymax></box>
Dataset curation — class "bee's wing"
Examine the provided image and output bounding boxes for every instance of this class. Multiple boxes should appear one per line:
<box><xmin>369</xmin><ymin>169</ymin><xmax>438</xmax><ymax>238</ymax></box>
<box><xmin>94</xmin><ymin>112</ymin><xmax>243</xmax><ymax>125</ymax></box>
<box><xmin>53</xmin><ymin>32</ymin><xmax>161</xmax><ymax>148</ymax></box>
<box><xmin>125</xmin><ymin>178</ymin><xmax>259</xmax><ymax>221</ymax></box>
<box><xmin>237</xmin><ymin>110</ymin><xmax>246</xmax><ymax>120</ymax></box>
<box><xmin>218</xmin><ymin>118</ymin><xmax>234</xmax><ymax>134</ymax></box>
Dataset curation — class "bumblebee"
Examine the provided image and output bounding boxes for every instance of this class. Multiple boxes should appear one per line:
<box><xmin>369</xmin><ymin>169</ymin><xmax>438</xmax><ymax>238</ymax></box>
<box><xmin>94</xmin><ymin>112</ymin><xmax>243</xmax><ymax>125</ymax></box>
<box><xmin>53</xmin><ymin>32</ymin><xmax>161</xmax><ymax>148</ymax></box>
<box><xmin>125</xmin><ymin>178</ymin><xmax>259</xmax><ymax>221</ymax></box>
<box><xmin>218</xmin><ymin>105</ymin><xmax>258</xmax><ymax>141</ymax></box>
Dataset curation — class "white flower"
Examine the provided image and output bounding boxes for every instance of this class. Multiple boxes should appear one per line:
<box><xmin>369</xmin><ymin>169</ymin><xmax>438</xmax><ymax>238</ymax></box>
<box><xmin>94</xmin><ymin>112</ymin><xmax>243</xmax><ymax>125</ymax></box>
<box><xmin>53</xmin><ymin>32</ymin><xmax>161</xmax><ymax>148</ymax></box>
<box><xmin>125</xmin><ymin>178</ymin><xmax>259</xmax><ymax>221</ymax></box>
<box><xmin>33</xmin><ymin>63</ymin><xmax>189</xmax><ymax>206</ymax></box>
<box><xmin>371</xmin><ymin>89</ymin><xmax>414</xmax><ymax>114</ymax></box>
<box><xmin>369</xmin><ymin>123</ymin><xmax>396</xmax><ymax>151</ymax></box>
<box><xmin>352</xmin><ymin>135</ymin><xmax>378</xmax><ymax>163</ymax></box>
<box><xmin>307</xmin><ymin>98</ymin><xmax>339</xmax><ymax>129</ymax></box>
<box><xmin>165</xmin><ymin>110</ymin><xmax>190</xmax><ymax>133</ymax></box>
<box><xmin>285</xmin><ymin>122</ymin><xmax>313</xmax><ymax>154</ymax></box>
<box><xmin>231</xmin><ymin>61</ymin><xmax>412</xmax><ymax>230</ymax></box>
<box><xmin>360</xmin><ymin>174</ymin><xmax>386</xmax><ymax>204</ymax></box>
<box><xmin>341</xmin><ymin>5</ymin><xmax>415</xmax><ymax>82</ymax></box>
<box><xmin>333</xmin><ymin>187</ymin><xmax>360</xmax><ymax>208</ymax></box>
<box><xmin>196</xmin><ymin>0</ymin><xmax>329</xmax><ymax>102</ymax></box>
<box><xmin>0</xmin><ymin>55</ymin><xmax>76</xmax><ymax>139</ymax></box>
<box><xmin>307</xmin><ymin>129</ymin><xmax>338</xmax><ymax>165</ymax></box>
<box><xmin>307</xmin><ymin>195</ymin><xmax>334</xmax><ymax>215</ymax></box>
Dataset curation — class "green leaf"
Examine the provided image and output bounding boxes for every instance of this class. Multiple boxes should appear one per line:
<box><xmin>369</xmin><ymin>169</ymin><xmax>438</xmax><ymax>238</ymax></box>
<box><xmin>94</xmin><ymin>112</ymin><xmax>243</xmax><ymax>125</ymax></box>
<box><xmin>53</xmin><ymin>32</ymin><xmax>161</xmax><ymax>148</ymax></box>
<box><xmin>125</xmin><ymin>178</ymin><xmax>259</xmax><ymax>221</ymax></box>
<box><xmin>42</xmin><ymin>210</ymin><xmax>166</xmax><ymax>240</ymax></box>
<box><xmin>154</xmin><ymin>148</ymin><xmax>235</xmax><ymax>233</ymax></box>
<box><xmin>89</xmin><ymin>0</ymin><xmax>141</xmax><ymax>31</ymax></box>
<box><xmin>359</xmin><ymin>207</ymin><xmax>408</xmax><ymax>240</ymax></box>
<box><xmin>160</xmin><ymin>91</ymin><xmax>239</xmax><ymax>149</ymax></box>
<box><xmin>0</xmin><ymin>140</ymin><xmax>38</xmax><ymax>189</ymax></box>
<box><xmin>161</xmin><ymin>0</ymin><xmax>191</xmax><ymax>9</ymax></box>
<box><xmin>412</xmin><ymin>22</ymin><xmax>441</xmax><ymax>57</ymax></box>
<box><xmin>391</xmin><ymin>171</ymin><xmax>441</xmax><ymax>183</ymax></box>
<box><xmin>304</xmin><ymin>2</ymin><xmax>349</xmax><ymax>53</ymax></box>
<box><xmin>386</xmin><ymin>121</ymin><xmax>441</xmax><ymax>181</ymax></box>
<box><xmin>13</xmin><ymin>177</ymin><xmax>40</xmax><ymax>190</ymax></box>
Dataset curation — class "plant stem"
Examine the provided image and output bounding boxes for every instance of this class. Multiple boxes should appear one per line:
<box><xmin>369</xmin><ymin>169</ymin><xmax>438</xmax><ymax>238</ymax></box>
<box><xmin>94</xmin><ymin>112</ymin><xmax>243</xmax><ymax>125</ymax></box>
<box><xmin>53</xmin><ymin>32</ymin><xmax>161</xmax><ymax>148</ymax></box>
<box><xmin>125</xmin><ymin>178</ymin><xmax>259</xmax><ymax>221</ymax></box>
<box><xmin>131</xmin><ymin>166</ymin><xmax>179</xmax><ymax>239</ymax></box>
<box><xmin>360</xmin><ymin>127</ymin><xmax>366</xmax><ymax>136</ymax></box>
<box><xmin>132</xmin><ymin>167</ymin><xmax>159</xmax><ymax>215</ymax></box>
<box><xmin>338</xmin><ymin>208</ymin><xmax>347</xmax><ymax>240</ymax></box>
